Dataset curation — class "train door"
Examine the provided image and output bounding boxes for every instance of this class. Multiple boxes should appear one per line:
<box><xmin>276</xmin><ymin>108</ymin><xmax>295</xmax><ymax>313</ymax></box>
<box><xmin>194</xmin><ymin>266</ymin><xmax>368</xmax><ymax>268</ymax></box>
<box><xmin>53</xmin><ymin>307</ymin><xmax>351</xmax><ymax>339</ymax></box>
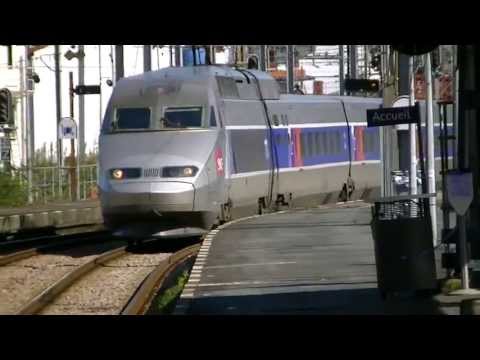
<box><xmin>206</xmin><ymin>106</ymin><xmax>228</xmax><ymax>215</ymax></box>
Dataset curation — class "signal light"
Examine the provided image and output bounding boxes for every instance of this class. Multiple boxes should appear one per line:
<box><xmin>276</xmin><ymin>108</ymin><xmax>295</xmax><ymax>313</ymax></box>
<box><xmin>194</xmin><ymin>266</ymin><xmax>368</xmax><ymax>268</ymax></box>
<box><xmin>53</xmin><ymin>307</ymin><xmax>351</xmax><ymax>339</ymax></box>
<box><xmin>370</xmin><ymin>54</ymin><xmax>381</xmax><ymax>72</ymax></box>
<box><xmin>344</xmin><ymin>79</ymin><xmax>380</xmax><ymax>93</ymax></box>
<box><xmin>0</xmin><ymin>88</ymin><xmax>13</xmax><ymax>125</ymax></box>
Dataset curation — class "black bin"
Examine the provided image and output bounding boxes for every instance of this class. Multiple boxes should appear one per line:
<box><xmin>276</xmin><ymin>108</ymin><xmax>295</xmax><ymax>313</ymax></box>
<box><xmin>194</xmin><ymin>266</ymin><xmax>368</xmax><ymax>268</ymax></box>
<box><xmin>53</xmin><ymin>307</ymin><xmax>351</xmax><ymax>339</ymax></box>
<box><xmin>371</xmin><ymin>195</ymin><xmax>437</xmax><ymax>299</ymax></box>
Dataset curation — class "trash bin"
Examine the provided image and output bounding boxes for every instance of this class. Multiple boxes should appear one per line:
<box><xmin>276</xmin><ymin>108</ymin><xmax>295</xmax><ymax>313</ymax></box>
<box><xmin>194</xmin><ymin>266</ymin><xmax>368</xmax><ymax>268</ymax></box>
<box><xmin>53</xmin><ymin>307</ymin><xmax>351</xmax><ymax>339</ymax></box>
<box><xmin>370</xmin><ymin>195</ymin><xmax>437</xmax><ymax>299</ymax></box>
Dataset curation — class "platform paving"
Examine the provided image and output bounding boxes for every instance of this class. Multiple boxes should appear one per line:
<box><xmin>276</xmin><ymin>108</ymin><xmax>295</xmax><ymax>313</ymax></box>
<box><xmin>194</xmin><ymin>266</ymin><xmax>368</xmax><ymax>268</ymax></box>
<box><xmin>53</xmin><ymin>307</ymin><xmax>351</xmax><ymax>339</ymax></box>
<box><xmin>176</xmin><ymin>202</ymin><xmax>447</xmax><ymax>315</ymax></box>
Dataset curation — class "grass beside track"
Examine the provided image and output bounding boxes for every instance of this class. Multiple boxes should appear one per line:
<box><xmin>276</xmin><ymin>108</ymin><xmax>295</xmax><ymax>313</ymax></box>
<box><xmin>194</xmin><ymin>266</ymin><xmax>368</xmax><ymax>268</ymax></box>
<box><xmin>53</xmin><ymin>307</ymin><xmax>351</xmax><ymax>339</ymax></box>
<box><xmin>147</xmin><ymin>269</ymin><xmax>191</xmax><ymax>315</ymax></box>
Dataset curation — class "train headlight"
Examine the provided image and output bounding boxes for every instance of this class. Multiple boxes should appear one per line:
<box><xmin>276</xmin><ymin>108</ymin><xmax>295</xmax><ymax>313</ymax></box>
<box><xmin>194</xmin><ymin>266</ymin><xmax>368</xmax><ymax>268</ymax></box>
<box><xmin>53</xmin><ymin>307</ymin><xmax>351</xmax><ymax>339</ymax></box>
<box><xmin>162</xmin><ymin>166</ymin><xmax>198</xmax><ymax>178</ymax></box>
<box><xmin>111</xmin><ymin>169</ymin><xmax>124</xmax><ymax>180</ymax></box>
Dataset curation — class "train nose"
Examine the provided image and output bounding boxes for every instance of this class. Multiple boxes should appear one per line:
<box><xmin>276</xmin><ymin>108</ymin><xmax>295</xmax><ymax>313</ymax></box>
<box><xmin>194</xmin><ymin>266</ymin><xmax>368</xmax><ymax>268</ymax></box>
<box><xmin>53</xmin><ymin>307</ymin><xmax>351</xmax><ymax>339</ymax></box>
<box><xmin>101</xmin><ymin>181</ymin><xmax>195</xmax><ymax>212</ymax></box>
<box><xmin>149</xmin><ymin>182</ymin><xmax>195</xmax><ymax>211</ymax></box>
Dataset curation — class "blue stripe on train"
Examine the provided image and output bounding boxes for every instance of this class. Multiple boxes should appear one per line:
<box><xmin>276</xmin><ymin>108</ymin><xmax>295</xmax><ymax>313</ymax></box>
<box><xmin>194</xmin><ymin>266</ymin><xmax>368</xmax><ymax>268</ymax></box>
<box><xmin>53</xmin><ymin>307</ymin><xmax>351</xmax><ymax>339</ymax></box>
<box><xmin>228</xmin><ymin>124</ymin><xmax>453</xmax><ymax>175</ymax></box>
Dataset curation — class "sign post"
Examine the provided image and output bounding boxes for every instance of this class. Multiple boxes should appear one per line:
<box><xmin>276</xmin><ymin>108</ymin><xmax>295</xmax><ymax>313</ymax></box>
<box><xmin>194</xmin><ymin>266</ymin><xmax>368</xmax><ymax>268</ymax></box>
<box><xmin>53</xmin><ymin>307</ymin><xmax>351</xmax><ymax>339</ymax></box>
<box><xmin>446</xmin><ymin>170</ymin><xmax>480</xmax><ymax>295</ymax></box>
<box><xmin>367</xmin><ymin>102</ymin><xmax>428</xmax><ymax>195</ymax></box>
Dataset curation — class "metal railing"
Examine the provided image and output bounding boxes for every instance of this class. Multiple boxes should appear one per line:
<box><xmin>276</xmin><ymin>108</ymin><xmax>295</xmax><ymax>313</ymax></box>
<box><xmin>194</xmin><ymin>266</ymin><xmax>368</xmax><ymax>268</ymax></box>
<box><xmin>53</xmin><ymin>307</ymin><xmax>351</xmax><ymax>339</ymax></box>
<box><xmin>11</xmin><ymin>164</ymin><xmax>98</xmax><ymax>204</ymax></box>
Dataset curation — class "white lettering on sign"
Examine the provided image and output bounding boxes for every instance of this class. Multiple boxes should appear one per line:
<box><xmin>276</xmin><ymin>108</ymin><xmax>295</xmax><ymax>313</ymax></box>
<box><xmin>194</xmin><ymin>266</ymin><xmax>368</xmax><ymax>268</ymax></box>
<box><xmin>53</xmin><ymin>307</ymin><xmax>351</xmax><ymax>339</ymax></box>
<box><xmin>372</xmin><ymin>109</ymin><xmax>411</xmax><ymax>123</ymax></box>
<box><xmin>367</xmin><ymin>105</ymin><xmax>419</xmax><ymax>127</ymax></box>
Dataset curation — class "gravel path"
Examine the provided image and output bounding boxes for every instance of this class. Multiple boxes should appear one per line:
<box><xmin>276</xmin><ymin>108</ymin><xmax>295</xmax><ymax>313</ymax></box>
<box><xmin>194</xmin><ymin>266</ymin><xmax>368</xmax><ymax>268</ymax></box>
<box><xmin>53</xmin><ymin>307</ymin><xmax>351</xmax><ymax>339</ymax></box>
<box><xmin>0</xmin><ymin>241</ymin><xmax>123</xmax><ymax>315</ymax></box>
<box><xmin>39</xmin><ymin>253</ymin><xmax>171</xmax><ymax>315</ymax></box>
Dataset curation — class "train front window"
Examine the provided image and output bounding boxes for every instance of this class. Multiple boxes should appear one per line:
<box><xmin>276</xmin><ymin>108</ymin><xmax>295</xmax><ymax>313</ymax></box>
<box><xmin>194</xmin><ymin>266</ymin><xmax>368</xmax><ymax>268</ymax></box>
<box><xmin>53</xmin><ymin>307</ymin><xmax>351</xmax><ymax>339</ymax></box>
<box><xmin>162</xmin><ymin>107</ymin><xmax>203</xmax><ymax>129</ymax></box>
<box><xmin>115</xmin><ymin>108</ymin><xmax>151</xmax><ymax>130</ymax></box>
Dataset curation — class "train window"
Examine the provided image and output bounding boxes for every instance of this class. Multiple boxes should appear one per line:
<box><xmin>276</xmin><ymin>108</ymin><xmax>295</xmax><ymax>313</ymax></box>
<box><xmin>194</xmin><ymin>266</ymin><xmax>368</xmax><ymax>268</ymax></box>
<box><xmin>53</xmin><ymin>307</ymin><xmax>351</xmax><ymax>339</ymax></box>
<box><xmin>308</xmin><ymin>132</ymin><xmax>314</xmax><ymax>157</ymax></box>
<box><xmin>216</xmin><ymin>76</ymin><xmax>240</xmax><ymax>99</ymax></box>
<box><xmin>321</xmin><ymin>132</ymin><xmax>328</xmax><ymax>155</ymax></box>
<box><xmin>301</xmin><ymin>133</ymin><xmax>308</xmax><ymax>157</ymax></box>
<box><xmin>315</xmin><ymin>132</ymin><xmax>321</xmax><ymax>155</ymax></box>
<box><xmin>335</xmin><ymin>132</ymin><xmax>341</xmax><ymax>154</ymax></box>
<box><xmin>272</xmin><ymin>114</ymin><xmax>280</xmax><ymax>126</ymax></box>
<box><xmin>210</xmin><ymin>107</ymin><xmax>217</xmax><ymax>127</ymax></box>
<box><xmin>163</xmin><ymin>107</ymin><xmax>203</xmax><ymax>128</ymax></box>
<box><xmin>115</xmin><ymin>108</ymin><xmax>151</xmax><ymax>130</ymax></box>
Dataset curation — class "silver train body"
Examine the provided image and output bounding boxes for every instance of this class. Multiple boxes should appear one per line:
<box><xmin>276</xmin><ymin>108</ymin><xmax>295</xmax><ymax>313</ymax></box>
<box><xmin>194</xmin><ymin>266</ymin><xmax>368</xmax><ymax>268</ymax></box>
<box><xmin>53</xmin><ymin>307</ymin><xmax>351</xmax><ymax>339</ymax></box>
<box><xmin>98</xmin><ymin>66</ymin><xmax>446</xmax><ymax>236</ymax></box>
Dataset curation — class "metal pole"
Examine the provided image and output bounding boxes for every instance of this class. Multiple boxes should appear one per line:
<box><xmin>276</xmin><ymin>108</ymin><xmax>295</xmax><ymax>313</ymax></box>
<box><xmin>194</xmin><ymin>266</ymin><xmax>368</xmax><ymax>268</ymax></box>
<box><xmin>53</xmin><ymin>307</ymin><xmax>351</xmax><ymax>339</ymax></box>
<box><xmin>286</xmin><ymin>45</ymin><xmax>294</xmax><ymax>94</ymax></box>
<box><xmin>115</xmin><ymin>45</ymin><xmax>124</xmax><ymax>82</ymax></box>
<box><xmin>453</xmin><ymin>46</ymin><xmax>459</xmax><ymax>169</ymax></box>
<box><xmin>78</xmin><ymin>45</ymin><xmax>85</xmax><ymax>163</ymax></box>
<box><xmin>440</xmin><ymin>104</ymin><xmax>450</xmax><ymax>233</ymax></box>
<box><xmin>339</xmin><ymin>45</ymin><xmax>345</xmax><ymax>96</ymax></box>
<box><xmin>364</xmin><ymin>45</ymin><xmax>369</xmax><ymax>78</ymax></box>
<box><xmin>143</xmin><ymin>45</ymin><xmax>151</xmax><ymax>72</ymax></box>
<box><xmin>459</xmin><ymin>215</ymin><xmax>470</xmax><ymax>289</ymax></box>
<box><xmin>425</xmin><ymin>53</ymin><xmax>438</xmax><ymax>245</ymax></box>
<box><xmin>175</xmin><ymin>45</ymin><xmax>181</xmax><ymax>67</ymax></box>
<box><xmin>18</xmin><ymin>56</ymin><xmax>26</xmax><ymax>167</ymax></box>
<box><xmin>25</xmin><ymin>46</ymin><xmax>34</xmax><ymax>203</ymax></box>
<box><xmin>69</xmin><ymin>72</ymin><xmax>80</xmax><ymax>201</ymax></box>
<box><xmin>409</xmin><ymin>56</ymin><xmax>418</xmax><ymax>195</ymax></box>
<box><xmin>98</xmin><ymin>45</ymin><xmax>103</xmax><ymax>127</ymax></box>
<box><xmin>54</xmin><ymin>45</ymin><xmax>63</xmax><ymax>199</ymax></box>
<box><xmin>110</xmin><ymin>45</ymin><xmax>115</xmax><ymax>85</ymax></box>
<box><xmin>259</xmin><ymin>45</ymin><xmax>266</xmax><ymax>71</ymax></box>
<box><xmin>349</xmin><ymin>45</ymin><xmax>357</xmax><ymax>79</ymax></box>
<box><xmin>382</xmin><ymin>45</ymin><xmax>393</xmax><ymax>196</ymax></box>
<box><xmin>210</xmin><ymin>45</ymin><xmax>216</xmax><ymax>64</ymax></box>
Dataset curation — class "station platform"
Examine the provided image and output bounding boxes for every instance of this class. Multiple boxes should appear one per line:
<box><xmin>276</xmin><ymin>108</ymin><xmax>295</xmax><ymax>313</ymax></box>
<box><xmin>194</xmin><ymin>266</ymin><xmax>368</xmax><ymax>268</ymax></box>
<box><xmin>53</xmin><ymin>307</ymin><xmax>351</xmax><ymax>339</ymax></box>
<box><xmin>175</xmin><ymin>201</ymin><xmax>449</xmax><ymax>315</ymax></box>
<box><xmin>0</xmin><ymin>200</ymin><xmax>102</xmax><ymax>235</ymax></box>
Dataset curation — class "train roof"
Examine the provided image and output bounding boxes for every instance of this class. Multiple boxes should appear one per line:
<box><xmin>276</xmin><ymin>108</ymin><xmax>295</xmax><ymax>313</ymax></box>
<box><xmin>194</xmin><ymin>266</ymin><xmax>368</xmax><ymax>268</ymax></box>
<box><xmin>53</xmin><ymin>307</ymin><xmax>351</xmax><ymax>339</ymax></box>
<box><xmin>278</xmin><ymin>94</ymin><xmax>383</xmax><ymax>105</ymax></box>
<box><xmin>113</xmin><ymin>66</ymin><xmax>382</xmax><ymax>105</ymax></box>
<box><xmin>114</xmin><ymin>66</ymin><xmax>282</xmax><ymax>101</ymax></box>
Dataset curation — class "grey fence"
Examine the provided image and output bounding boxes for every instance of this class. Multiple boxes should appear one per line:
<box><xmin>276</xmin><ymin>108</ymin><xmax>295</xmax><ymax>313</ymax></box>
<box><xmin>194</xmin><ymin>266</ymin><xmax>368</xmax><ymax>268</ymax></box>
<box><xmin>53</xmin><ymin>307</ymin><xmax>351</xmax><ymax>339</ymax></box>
<box><xmin>12</xmin><ymin>164</ymin><xmax>98</xmax><ymax>204</ymax></box>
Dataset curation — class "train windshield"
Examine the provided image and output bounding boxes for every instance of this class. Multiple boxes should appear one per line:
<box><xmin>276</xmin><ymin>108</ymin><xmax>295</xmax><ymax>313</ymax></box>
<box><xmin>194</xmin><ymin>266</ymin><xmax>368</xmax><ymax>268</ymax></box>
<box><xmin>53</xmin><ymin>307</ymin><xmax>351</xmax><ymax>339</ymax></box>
<box><xmin>162</xmin><ymin>107</ymin><xmax>203</xmax><ymax>129</ymax></box>
<box><xmin>115</xmin><ymin>108</ymin><xmax>151</xmax><ymax>130</ymax></box>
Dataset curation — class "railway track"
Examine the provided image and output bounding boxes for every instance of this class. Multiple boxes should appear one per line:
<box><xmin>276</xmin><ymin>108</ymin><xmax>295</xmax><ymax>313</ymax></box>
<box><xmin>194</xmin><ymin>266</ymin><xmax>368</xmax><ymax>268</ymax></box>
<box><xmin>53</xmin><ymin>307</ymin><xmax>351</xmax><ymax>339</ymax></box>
<box><xmin>0</xmin><ymin>226</ymin><xmax>110</xmax><ymax>255</ymax></box>
<box><xmin>0</xmin><ymin>234</ymin><xmax>200</xmax><ymax>315</ymax></box>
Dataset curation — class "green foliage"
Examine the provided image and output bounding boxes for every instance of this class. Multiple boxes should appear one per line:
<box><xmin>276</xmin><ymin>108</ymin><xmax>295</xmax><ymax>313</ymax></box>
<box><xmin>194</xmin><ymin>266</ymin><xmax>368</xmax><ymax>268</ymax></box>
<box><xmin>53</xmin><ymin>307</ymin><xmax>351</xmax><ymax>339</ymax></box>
<box><xmin>441</xmin><ymin>278</ymin><xmax>462</xmax><ymax>295</ymax></box>
<box><xmin>149</xmin><ymin>270</ymin><xmax>190</xmax><ymax>315</ymax></box>
<box><xmin>0</xmin><ymin>172</ymin><xmax>28</xmax><ymax>207</ymax></box>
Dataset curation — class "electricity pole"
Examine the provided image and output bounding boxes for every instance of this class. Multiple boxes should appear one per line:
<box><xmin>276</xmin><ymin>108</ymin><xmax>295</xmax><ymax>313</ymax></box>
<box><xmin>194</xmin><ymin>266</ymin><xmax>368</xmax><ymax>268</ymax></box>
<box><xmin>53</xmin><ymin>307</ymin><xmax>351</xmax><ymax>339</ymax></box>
<box><xmin>115</xmin><ymin>45</ymin><xmax>124</xmax><ymax>82</ymax></box>
<box><xmin>25</xmin><ymin>45</ymin><xmax>34</xmax><ymax>203</ymax></box>
<box><xmin>409</xmin><ymin>56</ymin><xmax>418</xmax><ymax>195</ymax></box>
<box><xmin>259</xmin><ymin>45</ymin><xmax>266</xmax><ymax>71</ymax></box>
<box><xmin>143</xmin><ymin>45</ymin><xmax>152</xmax><ymax>72</ymax></box>
<box><xmin>286</xmin><ymin>45</ymin><xmax>294</xmax><ymax>94</ymax></box>
<box><xmin>98</xmin><ymin>45</ymin><xmax>103</xmax><ymax>127</ymax></box>
<box><xmin>425</xmin><ymin>53</ymin><xmax>438</xmax><ymax>245</ymax></box>
<box><xmin>78</xmin><ymin>45</ymin><xmax>85</xmax><ymax>163</ymax></box>
<box><xmin>175</xmin><ymin>45</ymin><xmax>181</xmax><ymax>67</ymax></box>
<box><xmin>339</xmin><ymin>45</ymin><xmax>345</xmax><ymax>95</ymax></box>
<box><xmin>54</xmin><ymin>45</ymin><xmax>63</xmax><ymax>198</ymax></box>
<box><xmin>349</xmin><ymin>45</ymin><xmax>357</xmax><ymax>80</ymax></box>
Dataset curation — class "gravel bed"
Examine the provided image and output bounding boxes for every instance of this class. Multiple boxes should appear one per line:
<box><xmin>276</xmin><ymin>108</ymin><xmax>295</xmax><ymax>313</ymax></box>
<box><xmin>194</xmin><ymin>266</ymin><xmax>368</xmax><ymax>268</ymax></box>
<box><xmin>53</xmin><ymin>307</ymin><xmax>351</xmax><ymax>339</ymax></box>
<box><xmin>39</xmin><ymin>252</ymin><xmax>171</xmax><ymax>315</ymax></box>
<box><xmin>0</xmin><ymin>240</ymin><xmax>123</xmax><ymax>315</ymax></box>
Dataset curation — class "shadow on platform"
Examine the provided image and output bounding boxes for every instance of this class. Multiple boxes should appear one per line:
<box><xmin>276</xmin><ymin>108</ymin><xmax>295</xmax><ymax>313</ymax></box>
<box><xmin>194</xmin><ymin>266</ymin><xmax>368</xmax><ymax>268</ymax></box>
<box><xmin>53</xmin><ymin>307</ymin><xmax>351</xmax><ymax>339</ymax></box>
<box><xmin>186</xmin><ymin>286</ymin><xmax>444</xmax><ymax>315</ymax></box>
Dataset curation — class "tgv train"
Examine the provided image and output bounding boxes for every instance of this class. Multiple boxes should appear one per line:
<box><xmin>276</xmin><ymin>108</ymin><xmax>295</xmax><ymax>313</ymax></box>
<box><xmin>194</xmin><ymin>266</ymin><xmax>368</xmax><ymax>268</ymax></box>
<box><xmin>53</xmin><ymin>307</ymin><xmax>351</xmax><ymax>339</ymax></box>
<box><xmin>97</xmin><ymin>65</ymin><xmax>448</xmax><ymax>237</ymax></box>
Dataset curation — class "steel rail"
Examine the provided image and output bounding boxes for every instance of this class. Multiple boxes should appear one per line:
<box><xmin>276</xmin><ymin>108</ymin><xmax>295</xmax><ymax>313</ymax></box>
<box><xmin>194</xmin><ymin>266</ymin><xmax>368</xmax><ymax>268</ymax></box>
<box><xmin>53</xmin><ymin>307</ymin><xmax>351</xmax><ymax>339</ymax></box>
<box><xmin>16</xmin><ymin>246</ymin><xmax>127</xmax><ymax>315</ymax></box>
<box><xmin>121</xmin><ymin>243</ymin><xmax>201</xmax><ymax>315</ymax></box>
<box><xmin>0</xmin><ymin>230</ymin><xmax>111</xmax><ymax>266</ymax></box>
